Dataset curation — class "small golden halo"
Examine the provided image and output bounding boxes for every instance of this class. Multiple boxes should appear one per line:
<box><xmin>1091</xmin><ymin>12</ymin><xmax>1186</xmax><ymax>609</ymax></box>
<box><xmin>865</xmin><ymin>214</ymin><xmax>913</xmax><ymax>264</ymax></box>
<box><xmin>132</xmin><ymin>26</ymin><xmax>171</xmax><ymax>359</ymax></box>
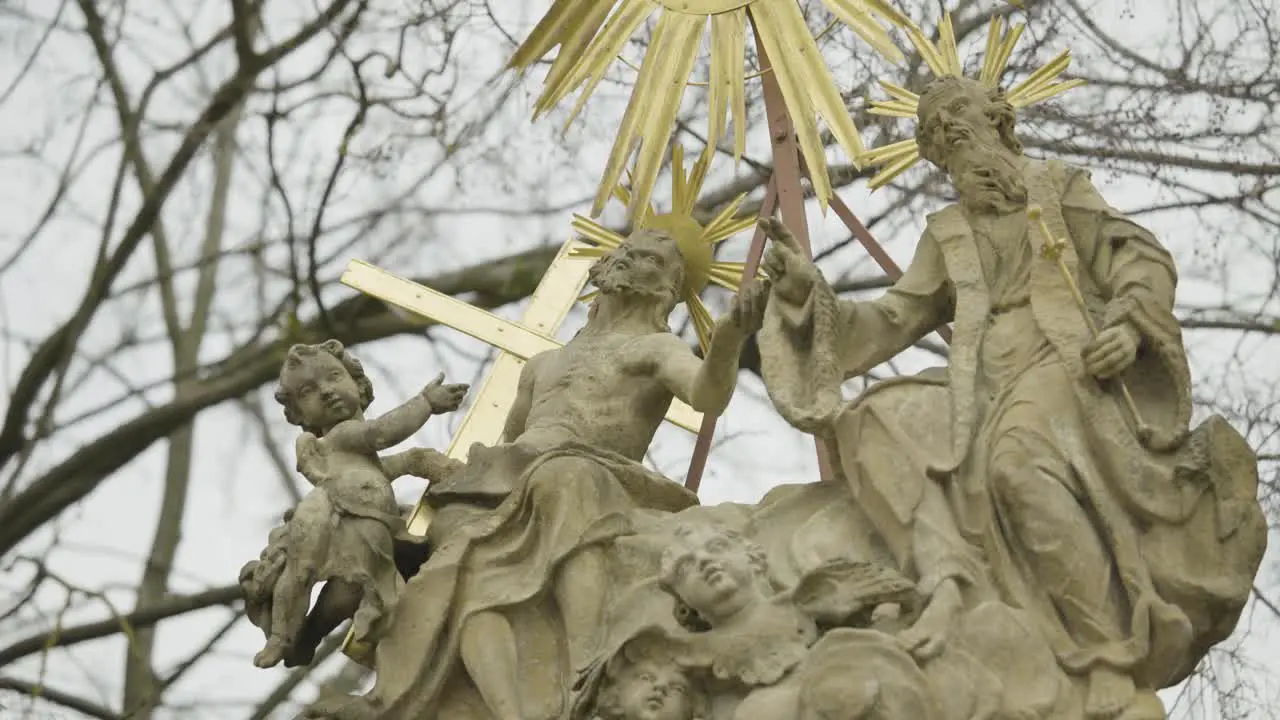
<box><xmin>568</xmin><ymin>145</ymin><xmax>763</xmax><ymax>351</ymax></box>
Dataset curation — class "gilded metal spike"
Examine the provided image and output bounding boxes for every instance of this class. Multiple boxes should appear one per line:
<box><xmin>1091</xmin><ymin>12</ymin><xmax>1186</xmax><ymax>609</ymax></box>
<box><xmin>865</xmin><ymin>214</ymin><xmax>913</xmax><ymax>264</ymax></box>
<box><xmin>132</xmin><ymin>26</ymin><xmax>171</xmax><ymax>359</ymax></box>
<box><xmin>863</xmin><ymin>11</ymin><xmax>1083</xmax><ymax>188</ymax></box>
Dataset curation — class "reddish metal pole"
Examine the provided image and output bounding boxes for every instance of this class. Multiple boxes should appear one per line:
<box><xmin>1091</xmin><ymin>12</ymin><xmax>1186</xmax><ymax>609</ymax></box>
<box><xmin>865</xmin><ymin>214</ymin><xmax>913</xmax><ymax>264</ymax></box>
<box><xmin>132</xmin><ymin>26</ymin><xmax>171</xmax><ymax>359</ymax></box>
<box><xmin>683</xmin><ymin>175</ymin><xmax>778</xmax><ymax>493</ymax></box>
<box><xmin>682</xmin><ymin>19</ymin><xmax>837</xmax><ymax>493</ymax></box>
<box><xmin>749</xmin><ymin>24</ymin><xmax>836</xmax><ymax>482</ymax></box>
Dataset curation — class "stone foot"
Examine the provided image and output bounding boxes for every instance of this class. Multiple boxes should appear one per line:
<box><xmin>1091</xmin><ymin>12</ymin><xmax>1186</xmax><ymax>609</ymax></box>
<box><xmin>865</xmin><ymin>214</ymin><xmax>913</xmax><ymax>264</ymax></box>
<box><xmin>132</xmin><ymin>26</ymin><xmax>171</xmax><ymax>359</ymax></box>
<box><xmin>899</xmin><ymin>578</ymin><xmax>962</xmax><ymax>661</ymax></box>
<box><xmin>254</xmin><ymin>636</ymin><xmax>289</xmax><ymax>668</ymax></box>
<box><xmin>1085</xmin><ymin>667</ymin><xmax>1135</xmax><ymax>719</ymax></box>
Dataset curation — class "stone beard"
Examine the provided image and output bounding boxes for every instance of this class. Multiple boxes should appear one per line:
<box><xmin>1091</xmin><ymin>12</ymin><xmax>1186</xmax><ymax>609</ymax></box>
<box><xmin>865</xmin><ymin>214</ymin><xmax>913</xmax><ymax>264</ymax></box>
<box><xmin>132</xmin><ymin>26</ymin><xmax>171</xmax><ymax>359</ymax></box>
<box><xmin>949</xmin><ymin>143</ymin><xmax>1028</xmax><ymax>215</ymax></box>
<box><xmin>915</xmin><ymin>79</ymin><xmax>1029</xmax><ymax>215</ymax></box>
<box><xmin>587</xmin><ymin>231</ymin><xmax>684</xmax><ymax>306</ymax></box>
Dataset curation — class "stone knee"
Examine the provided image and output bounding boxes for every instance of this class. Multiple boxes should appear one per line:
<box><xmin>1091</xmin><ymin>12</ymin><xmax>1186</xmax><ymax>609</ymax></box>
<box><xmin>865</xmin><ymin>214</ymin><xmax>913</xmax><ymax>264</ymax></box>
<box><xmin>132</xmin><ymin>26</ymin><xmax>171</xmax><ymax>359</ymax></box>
<box><xmin>988</xmin><ymin>446</ymin><xmax>1081</xmax><ymax>537</ymax></box>
<box><xmin>524</xmin><ymin>456</ymin><xmax>623</xmax><ymax>540</ymax></box>
<box><xmin>987</xmin><ymin>447</ymin><xmax>1041</xmax><ymax>516</ymax></box>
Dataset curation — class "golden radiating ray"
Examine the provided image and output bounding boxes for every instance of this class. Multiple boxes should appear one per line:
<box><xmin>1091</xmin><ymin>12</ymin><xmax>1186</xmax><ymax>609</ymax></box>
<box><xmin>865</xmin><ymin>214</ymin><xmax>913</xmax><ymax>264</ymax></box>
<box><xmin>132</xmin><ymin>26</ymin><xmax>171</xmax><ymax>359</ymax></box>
<box><xmin>568</xmin><ymin>146</ymin><xmax>758</xmax><ymax>350</ymax></box>
<box><xmin>570</xmin><ymin>221</ymin><xmax>625</xmax><ymax>250</ymax></box>
<box><xmin>507</xmin><ymin>0</ymin><xmax>916</xmax><ymax>224</ymax></box>
<box><xmin>708</xmin><ymin>261</ymin><xmax>766</xmax><ymax>289</ymax></box>
<box><xmin>707</xmin><ymin>217</ymin><xmax>758</xmax><ymax>243</ymax></box>
<box><xmin>702</xmin><ymin>195</ymin><xmax>750</xmax><ymax>237</ymax></box>
<box><xmin>568</xmin><ymin>244</ymin><xmax>614</xmax><ymax>258</ymax></box>
<box><xmin>708</xmin><ymin>11</ymin><xmax>748</xmax><ymax>164</ymax></box>
<box><xmin>687</xmin><ymin>294</ymin><xmax>715</xmax><ymax>351</ymax></box>
<box><xmin>863</xmin><ymin>14</ymin><xmax>1085</xmax><ymax>190</ymax></box>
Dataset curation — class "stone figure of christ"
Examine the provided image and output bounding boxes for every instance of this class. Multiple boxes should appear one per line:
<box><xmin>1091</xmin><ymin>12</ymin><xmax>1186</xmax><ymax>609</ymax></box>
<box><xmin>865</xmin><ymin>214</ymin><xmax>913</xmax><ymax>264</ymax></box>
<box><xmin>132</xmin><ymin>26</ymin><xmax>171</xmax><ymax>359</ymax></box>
<box><xmin>448</xmin><ymin>230</ymin><xmax>770</xmax><ymax>719</ymax></box>
<box><xmin>320</xmin><ymin>228</ymin><xmax>770</xmax><ymax>720</ymax></box>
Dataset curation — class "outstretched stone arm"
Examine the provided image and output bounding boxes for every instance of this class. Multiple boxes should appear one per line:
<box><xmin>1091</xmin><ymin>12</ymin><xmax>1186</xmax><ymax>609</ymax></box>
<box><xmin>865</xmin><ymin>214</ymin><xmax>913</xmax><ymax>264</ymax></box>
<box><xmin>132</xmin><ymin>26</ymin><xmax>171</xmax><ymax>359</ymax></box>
<box><xmin>653</xmin><ymin>318</ymin><xmax>749</xmax><ymax>416</ymax></box>
<box><xmin>382</xmin><ymin>448</ymin><xmax>464</xmax><ymax>483</ymax></box>
<box><xmin>694</xmin><ymin>315</ymin><xmax>751</xmax><ymax>414</ymax></box>
<box><xmin>326</xmin><ymin>394</ymin><xmax>435</xmax><ymax>454</ymax></box>
<box><xmin>758</xmin><ymin>231</ymin><xmax>952</xmax><ymax>431</ymax></box>
<box><xmin>830</xmin><ymin>236</ymin><xmax>954</xmax><ymax>379</ymax></box>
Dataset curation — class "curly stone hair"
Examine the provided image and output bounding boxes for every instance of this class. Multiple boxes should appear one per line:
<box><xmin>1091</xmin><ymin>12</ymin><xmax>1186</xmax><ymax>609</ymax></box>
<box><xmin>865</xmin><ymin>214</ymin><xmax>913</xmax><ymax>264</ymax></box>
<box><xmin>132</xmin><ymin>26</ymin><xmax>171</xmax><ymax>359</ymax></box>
<box><xmin>914</xmin><ymin>75</ymin><xmax>1023</xmax><ymax>166</ymax></box>
<box><xmin>273</xmin><ymin>339</ymin><xmax>374</xmax><ymax>434</ymax></box>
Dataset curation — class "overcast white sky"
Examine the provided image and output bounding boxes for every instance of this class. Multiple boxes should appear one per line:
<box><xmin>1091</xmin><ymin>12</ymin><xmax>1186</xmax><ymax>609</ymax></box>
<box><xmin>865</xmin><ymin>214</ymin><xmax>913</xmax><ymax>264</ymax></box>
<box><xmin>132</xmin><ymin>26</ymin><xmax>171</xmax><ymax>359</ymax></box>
<box><xmin>0</xmin><ymin>0</ymin><xmax>1275</xmax><ymax>718</ymax></box>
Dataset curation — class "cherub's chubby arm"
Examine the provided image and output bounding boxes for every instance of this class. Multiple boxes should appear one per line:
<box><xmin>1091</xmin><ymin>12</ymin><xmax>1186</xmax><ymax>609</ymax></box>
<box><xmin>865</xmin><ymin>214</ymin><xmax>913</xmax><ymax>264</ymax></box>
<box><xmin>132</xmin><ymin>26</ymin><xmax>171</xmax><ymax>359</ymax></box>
<box><xmin>325</xmin><ymin>373</ymin><xmax>469</xmax><ymax>454</ymax></box>
<box><xmin>382</xmin><ymin>448</ymin><xmax>464</xmax><ymax>484</ymax></box>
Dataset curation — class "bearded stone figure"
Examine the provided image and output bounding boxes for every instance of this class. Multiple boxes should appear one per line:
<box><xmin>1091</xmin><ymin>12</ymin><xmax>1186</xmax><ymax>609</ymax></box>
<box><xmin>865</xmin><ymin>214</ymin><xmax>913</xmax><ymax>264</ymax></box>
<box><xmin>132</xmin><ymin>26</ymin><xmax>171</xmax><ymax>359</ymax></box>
<box><xmin>305</xmin><ymin>229</ymin><xmax>768</xmax><ymax>720</ymax></box>
<box><xmin>757</xmin><ymin>75</ymin><xmax>1266</xmax><ymax>720</ymax></box>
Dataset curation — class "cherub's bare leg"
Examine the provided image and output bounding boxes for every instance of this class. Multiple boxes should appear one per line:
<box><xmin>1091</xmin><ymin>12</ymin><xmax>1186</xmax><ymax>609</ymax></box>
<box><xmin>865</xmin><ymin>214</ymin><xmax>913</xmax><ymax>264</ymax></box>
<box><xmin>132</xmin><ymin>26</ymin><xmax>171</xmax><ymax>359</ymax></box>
<box><xmin>459</xmin><ymin>611</ymin><xmax>524</xmax><ymax>720</ymax></box>
<box><xmin>349</xmin><ymin>586</ymin><xmax>384</xmax><ymax>645</ymax></box>
<box><xmin>285</xmin><ymin>580</ymin><xmax>362</xmax><ymax>668</ymax></box>
<box><xmin>257</xmin><ymin>497</ymin><xmax>329</xmax><ymax>668</ymax></box>
<box><xmin>255</xmin><ymin>564</ymin><xmax>314</xmax><ymax>668</ymax></box>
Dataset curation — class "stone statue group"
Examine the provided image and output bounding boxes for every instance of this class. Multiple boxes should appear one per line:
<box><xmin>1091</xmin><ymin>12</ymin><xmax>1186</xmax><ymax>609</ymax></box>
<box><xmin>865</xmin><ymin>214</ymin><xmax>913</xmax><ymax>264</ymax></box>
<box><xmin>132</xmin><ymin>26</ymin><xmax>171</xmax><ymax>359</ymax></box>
<box><xmin>238</xmin><ymin>75</ymin><xmax>1266</xmax><ymax>720</ymax></box>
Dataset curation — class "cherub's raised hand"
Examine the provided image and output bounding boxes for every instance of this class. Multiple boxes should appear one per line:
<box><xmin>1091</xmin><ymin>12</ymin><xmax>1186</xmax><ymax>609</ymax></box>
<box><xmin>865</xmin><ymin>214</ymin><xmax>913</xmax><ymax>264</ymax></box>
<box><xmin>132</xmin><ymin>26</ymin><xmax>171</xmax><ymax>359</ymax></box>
<box><xmin>759</xmin><ymin>218</ymin><xmax>822</xmax><ymax>304</ymax></box>
<box><xmin>422</xmin><ymin>373</ymin><xmax>469</xmax><ymax>413</ymax></box>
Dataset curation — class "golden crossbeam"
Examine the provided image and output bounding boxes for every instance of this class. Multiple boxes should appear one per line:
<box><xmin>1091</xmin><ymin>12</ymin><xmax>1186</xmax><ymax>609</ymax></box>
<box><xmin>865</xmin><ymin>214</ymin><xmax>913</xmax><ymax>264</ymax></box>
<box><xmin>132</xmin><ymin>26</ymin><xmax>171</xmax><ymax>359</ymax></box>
<box><xmin>340</xmin><ymin>258</ymin><xmax>704</xmax><ymax>448</ymax></box>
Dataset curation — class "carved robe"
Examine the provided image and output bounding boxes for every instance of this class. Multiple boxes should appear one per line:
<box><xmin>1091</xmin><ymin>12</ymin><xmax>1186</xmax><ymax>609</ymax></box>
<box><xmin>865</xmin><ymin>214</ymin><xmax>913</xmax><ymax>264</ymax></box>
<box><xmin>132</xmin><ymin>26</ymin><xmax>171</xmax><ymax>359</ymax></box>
<box><xmin>347</xmin><ymin>440</ymin><xmax>697</xmax><ymax>720</ymax></box>
<box><xmin>759</xmin><ymin>158</ymin><xmax>1265</xmax><ymax>688</ymax></box>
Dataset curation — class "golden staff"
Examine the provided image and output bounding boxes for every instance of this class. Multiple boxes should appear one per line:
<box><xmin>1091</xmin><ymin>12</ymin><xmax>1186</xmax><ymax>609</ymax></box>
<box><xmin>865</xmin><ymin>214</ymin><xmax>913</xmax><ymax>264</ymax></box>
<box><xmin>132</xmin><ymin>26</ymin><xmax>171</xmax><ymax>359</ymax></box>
<box><xmin>1027</xmin><ymin>205</ymin><xmax>1152</xmax><ymax>442</ymax></box>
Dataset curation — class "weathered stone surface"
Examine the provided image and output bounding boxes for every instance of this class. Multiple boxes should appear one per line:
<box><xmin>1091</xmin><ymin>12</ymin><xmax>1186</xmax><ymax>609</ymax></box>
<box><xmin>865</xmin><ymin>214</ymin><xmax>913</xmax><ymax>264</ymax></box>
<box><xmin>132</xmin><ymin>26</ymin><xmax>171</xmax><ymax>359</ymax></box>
<box><xmin>754</xmin><ymin>75</ymin><xmax>1266</xmax><ymax>719</ymax></box>
<box><xmin>253</xmin><ymin>75</ymin><xmax>1265</xmax><ymax>720</ymax></box>
<box><xmin>298</xmin><ymin>230</ymin><xmax>765</xmax><ymax>720</ymax></box>
<box><xmin>240</xmin><ymin>340</ymin><xmax>467</xmax><ymax>669</ymax></box>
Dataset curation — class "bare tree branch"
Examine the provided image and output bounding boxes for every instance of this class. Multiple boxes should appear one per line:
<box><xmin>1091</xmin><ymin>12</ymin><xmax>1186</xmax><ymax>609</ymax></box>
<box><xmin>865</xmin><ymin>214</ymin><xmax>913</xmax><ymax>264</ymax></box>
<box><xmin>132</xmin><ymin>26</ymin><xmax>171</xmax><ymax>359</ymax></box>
<box><xmin>0</xmin><ymin>675</ymin><xmax>119</xmax><ymax>720</ymax></box>
<box><xmin>0</xmin><ymin>0</ymin><xmax>367</xmax><ymax>473</ymax></box>
<box><xmin>0</xmin><ymin>584</ymin><xmax>240</xmax><ymax>668</ymax></box>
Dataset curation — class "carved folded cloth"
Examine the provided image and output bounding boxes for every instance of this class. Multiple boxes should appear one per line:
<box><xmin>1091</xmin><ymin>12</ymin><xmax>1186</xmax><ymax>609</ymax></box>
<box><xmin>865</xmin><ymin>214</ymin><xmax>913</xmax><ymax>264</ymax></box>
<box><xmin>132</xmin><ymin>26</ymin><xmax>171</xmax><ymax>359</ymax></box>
<box><xmin>360</xmin><ymin>440</ymin><xmax>698</xmax><ymax>720</ymax></box>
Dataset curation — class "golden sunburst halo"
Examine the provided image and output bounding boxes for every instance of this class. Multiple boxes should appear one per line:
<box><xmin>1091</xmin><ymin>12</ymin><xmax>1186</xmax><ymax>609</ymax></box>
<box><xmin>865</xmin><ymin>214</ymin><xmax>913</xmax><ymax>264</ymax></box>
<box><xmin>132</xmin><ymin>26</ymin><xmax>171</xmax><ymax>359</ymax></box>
<box><xmin>862</xmin><ymin>13</ymin><xmax>1086</xmax><ymax>189</ymax></box>
<box><xmin>508</xmin><ymin>0</ymin><xmax>914</xmax><ymax>224</ymax></box>
<box><xmin>569</xmin><ymin>145</ymin><xmax>762</xmax><ymax>351</ymax></box>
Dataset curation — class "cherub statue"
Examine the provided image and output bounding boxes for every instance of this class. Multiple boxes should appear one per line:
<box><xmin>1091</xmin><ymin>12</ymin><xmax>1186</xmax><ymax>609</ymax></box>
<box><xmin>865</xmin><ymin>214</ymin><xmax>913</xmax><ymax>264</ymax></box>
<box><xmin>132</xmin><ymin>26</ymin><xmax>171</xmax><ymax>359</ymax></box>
<box><xmin>246</xmin><ymin>339</ymin><xmax>467</xmax><ymax>668</ymax></box>
<box><xmin>575</xmin><ymin>520</ymin><xmax>937</xmax><ymax>720</ymax></box>
<box><xmin>656</xmin><ymin>522</ymin><xmax>819</xmax><ymax>688</ymax></box>
<box><xmin>575</xmin><ymin>638</ymin><xmax>710</xmax><ymax>720</ymax></box>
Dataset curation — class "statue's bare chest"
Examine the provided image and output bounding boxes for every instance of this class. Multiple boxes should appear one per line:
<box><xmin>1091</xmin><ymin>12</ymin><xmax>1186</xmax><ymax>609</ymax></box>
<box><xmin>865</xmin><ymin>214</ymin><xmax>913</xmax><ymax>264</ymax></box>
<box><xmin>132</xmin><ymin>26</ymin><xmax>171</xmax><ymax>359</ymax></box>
<box><xmin>536</xmin><ymin>336</ymin><xmax>650</xmax><ymax>394</ymax></box>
